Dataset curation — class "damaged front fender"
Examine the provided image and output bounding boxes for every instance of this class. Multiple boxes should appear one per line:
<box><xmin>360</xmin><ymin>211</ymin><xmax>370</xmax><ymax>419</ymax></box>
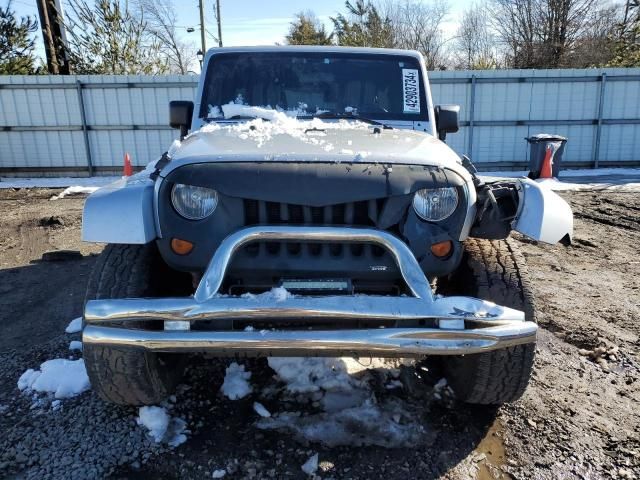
<box><xmin>82</xmin><ymin>176</ymin><xmax>157</xmax><ymax>244</ymax></box>
<box><xmin>512</xmin><ymin>178</ymin><xmax>573</xmax><ymax>244</ymax></box>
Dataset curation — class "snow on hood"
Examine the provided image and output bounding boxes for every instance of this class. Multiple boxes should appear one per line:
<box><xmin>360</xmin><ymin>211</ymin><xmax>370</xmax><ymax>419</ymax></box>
<box><xmin>166</xmin><ymin>105</ymin><xmax>464</xmax><ymax>171</ymax></box>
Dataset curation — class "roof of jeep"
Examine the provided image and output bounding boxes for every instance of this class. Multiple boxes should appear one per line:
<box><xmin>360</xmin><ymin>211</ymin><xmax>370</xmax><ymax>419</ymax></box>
<box><xmin>203</xmin><ymin>45</ymin><xmax>424</xmax><ymax>61</ymax></box>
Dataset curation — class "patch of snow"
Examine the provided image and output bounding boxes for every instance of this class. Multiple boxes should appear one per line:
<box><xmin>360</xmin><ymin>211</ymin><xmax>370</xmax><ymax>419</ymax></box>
<box><xmin>558</xmin><ymin>167</ymin><xmax>640</xmax><ymax>177</ymax></box>
<box><xmin>267</xmin><ymin>357</ymin><xmax>361</xmax><ymax>395</ymax></box>
<box><xmin>167</xmin><ymin>139</ymin><xmax>182</xmax><ymax>157</ymax></box>
<box><xmin>137</xmin><ymin>406</ymin><xmax>169</xmax><ymax>442</ymax></box>
<box><xmin>137</xmin><ymin>406</ymin><xmax>188</xmax><ymax>446</ymax></box>
<box><xmin>431</xmin><ymin>296</ymin><xmax>523</xmax><ymax>320</ymax></box>
<box><xmin>253</xmin><ymin>402</ymin><xmax>271</xmax><ymax>418</ymax></box>
<box><xmin>270</xmin><ymin>286</ymin><xmax>292</xmax><ymax>302</ymax></box>
<box><xmin>0</xmin><ymin>176</ymin><xmax>119</xmax><ymax>190</ymax></box>
<box><xmin>479</xmin><ymin>167</ymin><xmax>640</xmax><ymax>192</ymax></box>
<box><xmin>69</xmin><ymin>341</ymin><xmax>82</xmax><ymax>351</ymax></box>
<box><xmin>257</xmin><ymin>400</ymin><xmax>423</xmax><ymax>448</ymax></box>
<box><xmin>256</xmin><ymin>357</ymin><xmax>425</xmax><ymax>447</ymax></box>
<box><xmin>184</xmin><ymin>104</ymin><xmax>370</xmax><ymax>153</ymax></box>
<box><xmin>207</xmin><ymin>105</ymin><xmax>223</xmax><ymax>119</ymax></box>
<box><xmin>18</xmin><ymin>359</ymin><xmax>90</xmax><ymax>399</ymax></box>
<box><xmin>240</xmin><ymin>287</ymin><xmax>294</xmax><ymax>302</ymax></box>
<box><xmin>434</xmin><ymin>378</ymin><xmax>448</xmax><ymax>390</ymax></box>
<box><xmin>211</xmin><ymin>469</ymin><xmax>227</xmax><ymax>478</ymax></box>
<box><xmin>301</xmin><ymin>453</ymin><xmax>319</xmax><ymax>476</ymax></box>
<box><xmin>220</xmin><ymin>362</ymin><xmax>252</xmax><ymax>400</ymax></box>
<box><xmin>51</xmin><ymin>399</ymin><xmax>62</xmax><ymax>411</ymax></box>
<box><xmin>65</xmin><ymin>317</ymin><xmax>83</xmax><ymax>333</ymax></box>
<box><xmin>51</xmin><ymin>185</ymin><xmax>100</xmax><ymax>200</ymax></box>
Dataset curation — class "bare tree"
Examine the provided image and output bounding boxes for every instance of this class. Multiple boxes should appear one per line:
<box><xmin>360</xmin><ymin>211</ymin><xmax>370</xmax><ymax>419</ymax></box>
<box><xmin>136</xmin><ymin>0</ymin><xmax>196</xmax><ymax>74</ymax></box>
<box><xmin>378</xmin><ymin>0</ymin><xmax>450</xmax><ymax>70</ymax></box>
<box><xmin>64</xmin><ymin>0</ymin><xmax>167</xmax><ymax>74</ymax></box>
<box><xmin>453</xmin><ymin>2</ymin><xmax>500</xmax><ymax>69</ymax></box>
<box><xmin>568</xmin><ymin>3</ymin><xmax>620</xmax><ymax>67</ymax></box>
<box><xmin>489</xmin><ymin>0</ymin><xmax>607</xmax><ymax>68</ymax></box>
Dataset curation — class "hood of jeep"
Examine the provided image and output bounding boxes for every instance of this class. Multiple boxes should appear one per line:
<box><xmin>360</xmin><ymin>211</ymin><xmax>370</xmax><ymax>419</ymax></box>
<box><xmin>167</xmin><ymin>120</ymin><xmax>462</xmax><ymax>170</ymax></box>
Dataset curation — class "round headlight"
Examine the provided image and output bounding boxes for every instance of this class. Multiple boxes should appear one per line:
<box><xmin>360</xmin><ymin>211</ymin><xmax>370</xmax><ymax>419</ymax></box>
<box><xmin>171</xmin><ymin>184</ymin><xmax>218</xmax><ymax>220</ymax></box>
<box><xmin>412</xmin><ymin>187</ymin><xmax>459</xmax><ymax>222</ymax></box>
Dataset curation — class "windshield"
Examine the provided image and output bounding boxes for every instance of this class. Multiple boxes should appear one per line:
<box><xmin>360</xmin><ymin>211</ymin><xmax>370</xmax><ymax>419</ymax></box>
<box><xmin>200</xmin><ymin>52</ymin><xmax>428</xmax><ymax>121</ymax></box>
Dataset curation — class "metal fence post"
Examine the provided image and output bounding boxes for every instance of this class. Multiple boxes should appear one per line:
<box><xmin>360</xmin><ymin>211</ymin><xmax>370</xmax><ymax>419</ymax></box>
<box><xmin>593</xmin><ymin>72</ymin><xmax>606</xmax><ymax>169</ymax></box>
<box><xmin>76</xmin><ymin>80</ymin><xmax>93</xmax><ymax>176</ymax></box>
<box><xmin>467</xmin><ymin>74</ymin><xmax>477</xmax><ymax>160</ymax></box>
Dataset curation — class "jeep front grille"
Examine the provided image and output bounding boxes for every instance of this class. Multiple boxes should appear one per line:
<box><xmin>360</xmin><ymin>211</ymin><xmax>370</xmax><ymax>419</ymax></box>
<box><xmin>241</xmin><ymin>199</ymin><xmax>387</xmax><ymax>257</ymax></box>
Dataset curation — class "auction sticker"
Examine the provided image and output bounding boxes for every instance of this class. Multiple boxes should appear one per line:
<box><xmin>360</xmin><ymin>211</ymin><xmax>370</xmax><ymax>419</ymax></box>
<box><xmin>402</xmin><ymin>69</ymin><xmax>420</xmax><ymax>114</ymax></box>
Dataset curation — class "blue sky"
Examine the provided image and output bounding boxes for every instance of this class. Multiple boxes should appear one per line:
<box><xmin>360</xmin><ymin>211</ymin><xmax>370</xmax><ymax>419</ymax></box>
<box><xmin>10</xmin><ymin>0</ymin><xmax>467</xmax><ymax>63</ymax></box>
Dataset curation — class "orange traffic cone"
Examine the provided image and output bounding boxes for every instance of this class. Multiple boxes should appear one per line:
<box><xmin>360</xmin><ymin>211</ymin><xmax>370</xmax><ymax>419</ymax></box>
<box><xmin>539</xmin><ymin>145</ymin><xmax>554</xmax><ymax>179</ymax></box>
<box><xmin>123</xmin><ymin>153</ymin><xmax>133</xmax><ymax>177</ymax></box>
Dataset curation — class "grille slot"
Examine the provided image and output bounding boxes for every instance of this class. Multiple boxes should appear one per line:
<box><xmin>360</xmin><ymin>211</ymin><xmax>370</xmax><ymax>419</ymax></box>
<box><xmin>242</xmin><ymin>200</ymin><xmax>381</xmax><ymax>257</ymax></box>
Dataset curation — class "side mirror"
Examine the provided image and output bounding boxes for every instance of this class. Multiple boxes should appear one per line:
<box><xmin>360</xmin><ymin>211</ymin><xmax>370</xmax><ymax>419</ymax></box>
<box><xmin>170</xmin><ymin>100</ymin><xmax>194</xmax><ymax>139</ymax></box>
<box><xmin>435</xmin><ymin>104</ymin><xmax>460</xmax><ymax>141</ymax></box>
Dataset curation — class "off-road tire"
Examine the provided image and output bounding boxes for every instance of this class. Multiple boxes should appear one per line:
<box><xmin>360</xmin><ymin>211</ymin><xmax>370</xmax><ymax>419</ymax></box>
<box><xmin>437</xmin><ymin>238</ymin><xmax>537</xmax><ymax>405</ymax></box>
<box><xmin>83</xmin><ymin>243</ymin><xmax>185</xmax><ymax>406</ymax></box>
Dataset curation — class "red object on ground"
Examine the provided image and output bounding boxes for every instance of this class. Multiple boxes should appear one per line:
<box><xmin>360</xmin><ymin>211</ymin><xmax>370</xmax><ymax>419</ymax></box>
<box><xmin>123</xmin><ymin>153</ymin><xmax>133</xmax><ymax>177</ymax></box>
<box><xmin>540</xmin><ymin>145</ymin><xmax>554</xmax><ymax>179</ymax></box>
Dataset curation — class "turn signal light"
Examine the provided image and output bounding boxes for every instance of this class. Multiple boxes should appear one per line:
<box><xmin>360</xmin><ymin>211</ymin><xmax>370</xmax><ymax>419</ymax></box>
<box><xmin>431</xmin><ymin>240</ymin><xmax>452</xmax><ymax>258</ymax></box>
<box><xmin>171</xmin><ymin>238</ymin><xmax>194</xmax><ymax>255</ymax></box>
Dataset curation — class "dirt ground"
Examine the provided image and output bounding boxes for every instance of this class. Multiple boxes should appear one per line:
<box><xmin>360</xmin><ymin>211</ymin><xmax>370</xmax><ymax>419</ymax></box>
<box><xmin>0</xmin><ymin>187</ymin><xmax>638</xmax><ymax>479</ymax></box>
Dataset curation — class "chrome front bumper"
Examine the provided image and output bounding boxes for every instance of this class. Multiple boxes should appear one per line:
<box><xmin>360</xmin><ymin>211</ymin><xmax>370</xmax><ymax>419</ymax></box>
<box><xmin>83</xmin><ymin>226</ymin><xmax>537</xmax><ymax>357</ymax></box>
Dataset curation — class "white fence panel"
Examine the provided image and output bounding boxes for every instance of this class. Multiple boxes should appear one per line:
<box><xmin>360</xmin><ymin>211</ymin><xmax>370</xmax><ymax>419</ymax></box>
<box><xmin>1</xmin><ymin>68</ymin><xmax>639</xmax><ymax>176</ymax></box>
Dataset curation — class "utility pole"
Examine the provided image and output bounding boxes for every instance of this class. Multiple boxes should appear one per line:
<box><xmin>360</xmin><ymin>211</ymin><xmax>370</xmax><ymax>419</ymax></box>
<box><xmin>35</xmin><ymin>0</ymin><xmax>71</xmax><ymax>74</ymax></box>
<box><xmin>215</xmin><ymin>0</ymin><xmax>223</xmax><ymax>47</ymax></box>
<box><xmin>199</xmin><ymin>0</ymin><xmax>207</xmax><ymax>56</ymax></box>
<box><xmin>36</xmin><ymin>0</ymin><xmax>59</xmax><ymax>74</ymax></box>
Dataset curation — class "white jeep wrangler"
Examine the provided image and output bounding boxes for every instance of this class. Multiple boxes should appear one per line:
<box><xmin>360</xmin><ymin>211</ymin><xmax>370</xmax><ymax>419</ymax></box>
<box><xmin>81</xmin><ymin>46</ymin><xmax>573</xmax><ymax>406</ymax></box>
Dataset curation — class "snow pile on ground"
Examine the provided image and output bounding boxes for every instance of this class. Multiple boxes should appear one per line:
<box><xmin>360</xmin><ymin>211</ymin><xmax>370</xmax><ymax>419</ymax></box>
<box><xmin>536</xmin><ymin>177</ymin><xmax>640</xmax><ymax>192</ymax></box>
<box><xmin>266</xmin><ymin>357</ymin><xmax>369</xmax><ymax>411</ymax></box>
<box><xmin>51</xmin><ymin>185</ymin><xmax>100</xmax><ymax>199</ymax></box>
<box><xmin>137</xmin><ymin>406</ymin><xmax>188</xmax><ymax>447</ymax></box>
<box><xmin>211</xmin><ymin>469</ymin><xmax>227</xmax><ymax>478</ymax></box>
<box><xmin>301</xmin><ymin>453</ymin><xmax>319</xmax><ymax>475</ymax></box>
<box><xmin>220</xmin><ymin>362</ymin><xmax>252</xmax><ymax>400</ymax></box>
<box><xmin>480</xmin><ymin>167</ymin><xmax>640</xmax><ymax>192</ymax></box>
<box><xmin>0</xmin><ymin>176</ymin><xmax>119</xmax><ymax>189</ymax></box>
<box><xmin>65</xmin><ymin>317</ymin><xmax>83</xmax><ymax>333</ymax></box>
<box><xmin>255</xmin><ymin>357</ymin><xmax>424</xmax><ymax>447</ymax></box>
<box><xmin>18</xmin><ymin>359</ymin><xmax>90</xmax><ymax>399</ymax></box>
<box><xmin>69</xmin><ymin>341</ymin><xmax>82</xmax><ymax>351</ymax></box>
<box><xmin>253</xmin><ymin>402</ymin><xmax>271</xmax><ymax>418</ymax></box>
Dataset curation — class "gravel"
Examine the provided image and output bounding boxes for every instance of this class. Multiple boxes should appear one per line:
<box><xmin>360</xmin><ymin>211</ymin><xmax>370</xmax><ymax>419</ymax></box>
<box><xmin>0</xmin><ymin>188</ymin><xmax>639</xmax><ymax>479</ymax></box>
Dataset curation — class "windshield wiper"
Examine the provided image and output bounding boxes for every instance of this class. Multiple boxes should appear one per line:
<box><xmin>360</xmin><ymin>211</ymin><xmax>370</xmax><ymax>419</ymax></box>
<box><xmin>310</xmin><ymin>112</ymin><xmax>393</xmax><ymax>129</ymax></box>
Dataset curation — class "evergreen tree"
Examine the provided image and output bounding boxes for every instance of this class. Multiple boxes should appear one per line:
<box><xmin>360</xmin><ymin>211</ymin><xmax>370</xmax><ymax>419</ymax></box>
<box><xmin>331</xmin><ymin>0</ymin><xmax>394</xmax><ymax>48</ymax></box>
<box><xmin>0</xmin><ymin>0</ymin><xmax>38</xmax><ymax>75</ymax></box>
<box><xmin>610</xmin><ymin>1</ymin><xmax>640</xmax><ymax>66</ymax></box>
<box><xmin>286</xmin><ymin>11</ymin><xmax>333</xmax><ymax>45</ymax></box>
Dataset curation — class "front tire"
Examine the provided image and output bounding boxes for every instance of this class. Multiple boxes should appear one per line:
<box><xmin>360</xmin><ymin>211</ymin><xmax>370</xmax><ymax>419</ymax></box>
<box><xmin>437</xmin><ymin>238</ymin><xmax>537</xmax><ymax>405</ymax></box>
<box><xmin>83</xmin><ymin>243</ymin><xmax>185</xmax><ymax>406</ymax></box>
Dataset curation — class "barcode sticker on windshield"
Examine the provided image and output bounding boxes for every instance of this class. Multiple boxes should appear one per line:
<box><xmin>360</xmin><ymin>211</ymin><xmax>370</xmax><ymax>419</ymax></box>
<box><xmin>402</xmin><ymin>69</ymin><xmax>420</xmax><ymax>114</ymax></box>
